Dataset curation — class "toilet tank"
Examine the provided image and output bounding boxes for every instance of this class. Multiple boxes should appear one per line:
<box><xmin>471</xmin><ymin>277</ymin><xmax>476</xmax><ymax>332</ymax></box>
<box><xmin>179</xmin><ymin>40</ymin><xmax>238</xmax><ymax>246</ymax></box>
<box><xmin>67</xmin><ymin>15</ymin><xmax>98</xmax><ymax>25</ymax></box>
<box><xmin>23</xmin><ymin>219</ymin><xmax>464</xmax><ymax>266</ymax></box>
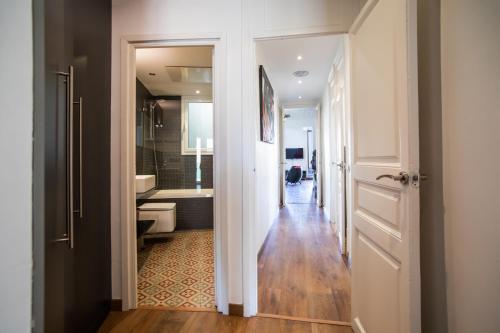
<box><xmin>137</xmin><ymin>203</ymin><xmax>176</xmax><ymax>233</ymax></box>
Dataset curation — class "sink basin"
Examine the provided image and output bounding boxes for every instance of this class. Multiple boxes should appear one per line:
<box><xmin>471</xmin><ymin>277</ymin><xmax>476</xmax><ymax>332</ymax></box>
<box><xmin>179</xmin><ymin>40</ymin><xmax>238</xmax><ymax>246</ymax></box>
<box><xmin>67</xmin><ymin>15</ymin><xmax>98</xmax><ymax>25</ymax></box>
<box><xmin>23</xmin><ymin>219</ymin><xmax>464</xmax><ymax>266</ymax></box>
<box><xmin>136</xmin><ymin>175</ymin><xmax>156</xmax><ymax>193</ymax></box>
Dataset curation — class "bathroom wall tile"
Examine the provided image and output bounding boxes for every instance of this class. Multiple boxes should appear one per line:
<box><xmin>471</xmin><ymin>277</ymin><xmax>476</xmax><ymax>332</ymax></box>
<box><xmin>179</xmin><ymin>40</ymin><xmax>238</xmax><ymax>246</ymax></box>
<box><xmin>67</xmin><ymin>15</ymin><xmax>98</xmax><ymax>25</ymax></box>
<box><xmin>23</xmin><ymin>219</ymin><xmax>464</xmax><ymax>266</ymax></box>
<box><xmin>136</xmin><ymin>84</ymin><xmax>213</xmax><ymax>189</ymax></box>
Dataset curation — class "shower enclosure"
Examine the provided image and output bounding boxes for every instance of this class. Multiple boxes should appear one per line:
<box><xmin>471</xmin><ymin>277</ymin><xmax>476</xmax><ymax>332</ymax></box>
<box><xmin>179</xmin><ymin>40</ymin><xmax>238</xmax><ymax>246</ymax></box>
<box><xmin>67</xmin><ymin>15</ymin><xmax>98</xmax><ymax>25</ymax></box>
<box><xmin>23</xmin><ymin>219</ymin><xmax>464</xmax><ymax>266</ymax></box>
<box><xmin>136</xmin><ymin>93</ymin><xmax>213</xmax><ymax>191</ymax></box>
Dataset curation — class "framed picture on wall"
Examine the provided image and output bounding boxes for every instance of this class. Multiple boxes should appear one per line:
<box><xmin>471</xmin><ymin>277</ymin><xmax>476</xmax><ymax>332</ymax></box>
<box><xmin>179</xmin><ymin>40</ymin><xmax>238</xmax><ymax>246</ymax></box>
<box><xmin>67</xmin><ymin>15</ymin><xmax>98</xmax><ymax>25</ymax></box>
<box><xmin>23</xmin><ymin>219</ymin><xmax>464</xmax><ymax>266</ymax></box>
<box><xmin>259</xmin><ymin>65</ymin><xmax>275</xmax><ymax>143</ymax></box>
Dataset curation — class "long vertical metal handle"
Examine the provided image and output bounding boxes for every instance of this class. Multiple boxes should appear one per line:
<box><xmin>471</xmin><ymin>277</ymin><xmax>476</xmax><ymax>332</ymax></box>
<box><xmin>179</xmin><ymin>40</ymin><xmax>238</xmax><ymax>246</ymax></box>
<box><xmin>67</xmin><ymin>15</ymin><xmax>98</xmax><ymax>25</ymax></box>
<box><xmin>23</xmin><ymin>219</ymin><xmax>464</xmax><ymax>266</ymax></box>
<box><xmin>74</xmin><ymin>97</ymin><xmax>83</xmax><ymax>219</ymax></box>
<box><xmin>53</xmin><ymin>66</ymin><xmax>75</xmax><ymax>247</ymax></box>
<box><xmin>67</xmin><ymin>66</ymin><xmax>75</xmax><ymax>248</ymax></box>
<box><xmin>79</xmin><ymin>97</ymin><xmax>82</xmax><ymax>219</ymax></box>
<box><xmin>52</xmin><ymin>70</ymin><xmax>70</xmax><ymax>244</ymax></box>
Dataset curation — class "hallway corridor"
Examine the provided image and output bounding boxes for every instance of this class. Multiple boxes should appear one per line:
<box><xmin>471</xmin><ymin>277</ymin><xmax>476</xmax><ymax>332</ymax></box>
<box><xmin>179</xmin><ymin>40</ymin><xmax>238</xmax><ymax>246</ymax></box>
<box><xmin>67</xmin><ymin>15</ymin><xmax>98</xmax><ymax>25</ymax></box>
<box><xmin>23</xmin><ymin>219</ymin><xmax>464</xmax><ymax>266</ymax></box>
<box><xmin>258</xmin><ymin>204</ymin><xmax>351</xmax><ymax>323</ymax></box>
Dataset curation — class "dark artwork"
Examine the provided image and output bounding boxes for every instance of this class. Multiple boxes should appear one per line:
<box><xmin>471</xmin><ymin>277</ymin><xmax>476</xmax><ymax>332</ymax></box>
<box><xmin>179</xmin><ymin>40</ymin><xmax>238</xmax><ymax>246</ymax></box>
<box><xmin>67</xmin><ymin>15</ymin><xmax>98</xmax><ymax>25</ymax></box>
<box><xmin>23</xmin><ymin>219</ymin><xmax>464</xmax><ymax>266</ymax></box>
<box><xmin>259</xmin><ymin>65</ymin><xmax>275</xmax><ymax>143</ymax></box>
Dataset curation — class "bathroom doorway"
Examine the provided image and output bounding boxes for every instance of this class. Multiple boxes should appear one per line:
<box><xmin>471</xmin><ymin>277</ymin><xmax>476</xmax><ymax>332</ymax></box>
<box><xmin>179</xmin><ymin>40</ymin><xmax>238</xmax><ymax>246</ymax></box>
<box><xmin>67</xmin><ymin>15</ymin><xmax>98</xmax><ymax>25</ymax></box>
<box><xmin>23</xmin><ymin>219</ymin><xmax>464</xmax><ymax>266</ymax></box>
<box><xmin>134</xmin><ymin>46</ymin><xmax>216</xmax><ymax>310</ymax></box>
<box><xmin>119</xmin><ymin>36</ymin><xmax>228</xmax><ymax>312</ymax></box>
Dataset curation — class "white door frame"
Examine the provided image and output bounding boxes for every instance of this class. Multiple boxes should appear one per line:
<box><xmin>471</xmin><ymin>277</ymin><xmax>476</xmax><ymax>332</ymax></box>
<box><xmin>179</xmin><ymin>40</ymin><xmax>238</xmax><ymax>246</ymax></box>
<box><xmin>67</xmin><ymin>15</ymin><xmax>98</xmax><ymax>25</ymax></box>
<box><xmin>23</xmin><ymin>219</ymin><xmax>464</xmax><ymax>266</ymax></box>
<box><xmin>242</xmin><ymin>31</ymin><xmax>345</xmax><ymax>317</ymax></box>
<box><xmin>278</xmin><ymin>106</ymin><xmax>286</xmax><ymax>206</ymax></box>
<box><xmin>314</xmin><ymin>104</ymin><xmax>323</xmax><ymax>207</ymax></box>
<box><xmin>119</xmin><ymin>33</ymin><xmax>228</xmax><ymax>313</ymax></box>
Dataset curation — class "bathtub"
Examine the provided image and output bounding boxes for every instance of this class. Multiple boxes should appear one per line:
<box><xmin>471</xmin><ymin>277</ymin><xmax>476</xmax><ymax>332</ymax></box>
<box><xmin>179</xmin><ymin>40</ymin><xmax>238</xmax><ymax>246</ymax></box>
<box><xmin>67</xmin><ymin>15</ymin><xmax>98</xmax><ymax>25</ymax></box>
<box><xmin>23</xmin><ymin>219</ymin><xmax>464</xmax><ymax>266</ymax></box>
<box><xmin>137</xmin><ymin>188</ymin><xmax>214</xmax><ymax>230</ymax></box>
<box><xmin>143</xmin><ymin>188</ymin><xmax>214</xmax><ymax>200</ymax></box>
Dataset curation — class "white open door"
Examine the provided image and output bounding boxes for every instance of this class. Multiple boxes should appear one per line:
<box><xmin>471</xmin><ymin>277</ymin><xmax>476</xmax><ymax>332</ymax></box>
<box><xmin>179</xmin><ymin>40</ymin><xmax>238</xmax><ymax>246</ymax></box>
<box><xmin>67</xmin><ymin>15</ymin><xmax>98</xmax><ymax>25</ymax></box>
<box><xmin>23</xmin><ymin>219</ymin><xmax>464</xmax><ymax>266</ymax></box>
<box><xmin>330</xmin><ymin>50</ymin><xmax>348</xmax><ymax>255</ymax></box>
<box><xmin>349</xmin><ymin>0</ymin><xmax>420</xmax><ymax>332</ymax></box>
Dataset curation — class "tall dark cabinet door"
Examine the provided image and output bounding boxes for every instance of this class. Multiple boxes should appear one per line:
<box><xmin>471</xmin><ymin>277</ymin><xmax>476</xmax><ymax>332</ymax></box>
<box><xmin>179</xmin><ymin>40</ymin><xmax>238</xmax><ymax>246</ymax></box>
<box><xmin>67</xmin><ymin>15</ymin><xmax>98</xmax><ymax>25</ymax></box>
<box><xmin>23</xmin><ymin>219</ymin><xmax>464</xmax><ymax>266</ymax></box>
<box><xmin>44</xmin><ymin>0</ymin><xmax>77</xmax><ymax>332</ymax></box>
<box><xmin>42</xmin><ymin>0</ymin><xmax>111</xmax><ymax>332</ymax></box>
<box><xmin>72</xmin><ymin>0</ymin><xmax>112</xmax><ymax>331</ymax></box>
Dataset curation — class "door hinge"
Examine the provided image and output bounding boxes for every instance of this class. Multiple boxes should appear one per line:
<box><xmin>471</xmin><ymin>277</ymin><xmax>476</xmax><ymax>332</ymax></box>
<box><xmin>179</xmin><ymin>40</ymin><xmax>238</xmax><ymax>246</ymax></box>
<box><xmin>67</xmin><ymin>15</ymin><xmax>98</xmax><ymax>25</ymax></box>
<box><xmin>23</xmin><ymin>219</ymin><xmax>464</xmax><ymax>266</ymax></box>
<box><xmin>410</xmin><ymin>172</ymin><xmax>428</xmax><ymax>187</ymax></box>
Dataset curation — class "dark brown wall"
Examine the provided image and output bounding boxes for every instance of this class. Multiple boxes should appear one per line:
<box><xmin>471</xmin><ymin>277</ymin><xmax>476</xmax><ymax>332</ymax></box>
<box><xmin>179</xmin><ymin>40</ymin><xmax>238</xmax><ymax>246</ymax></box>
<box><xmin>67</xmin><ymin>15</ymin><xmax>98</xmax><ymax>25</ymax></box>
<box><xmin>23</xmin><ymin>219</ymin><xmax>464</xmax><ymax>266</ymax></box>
<box><xmin>418</xmin><ymin>0</ymin><xmax>448</xmax><ymax>331</ymax></box>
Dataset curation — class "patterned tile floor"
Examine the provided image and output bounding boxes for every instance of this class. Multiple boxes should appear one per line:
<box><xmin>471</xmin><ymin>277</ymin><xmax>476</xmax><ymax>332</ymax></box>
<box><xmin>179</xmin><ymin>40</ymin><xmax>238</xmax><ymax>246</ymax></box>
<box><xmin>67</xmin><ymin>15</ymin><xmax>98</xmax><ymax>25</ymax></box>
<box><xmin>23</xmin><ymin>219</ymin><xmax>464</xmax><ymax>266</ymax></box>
<box><xmin>137</xmin><ymin>230</ymin><xmax>215</xmax><ymax>309</ymax></box>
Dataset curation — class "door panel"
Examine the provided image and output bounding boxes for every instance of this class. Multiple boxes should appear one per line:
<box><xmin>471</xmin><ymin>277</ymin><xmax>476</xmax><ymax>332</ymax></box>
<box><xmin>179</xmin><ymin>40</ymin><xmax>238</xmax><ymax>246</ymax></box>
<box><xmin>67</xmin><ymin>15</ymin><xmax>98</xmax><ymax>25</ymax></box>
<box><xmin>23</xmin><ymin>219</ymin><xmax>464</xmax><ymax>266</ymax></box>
<box><xmin>42</xmin><ymin>0</ymin><xmax>111</xmax><ymax>331</ymax></box>
<box><xmin>357</xmin><ymin>182</ymin><xmax>401</xmax><ymax>232</ymax></box>
<box><xmin>72</xmin><ymin>0</ymin><xmax>112</xmax><ymax>331</ymax></box>
<box><xmin>328</xmin><ymin>73</ymin><xmax>337</xmax><ymax>222</ymax></box>
<box><xmin>44</xmin><ymin>0</ymin><xmax>76</xmax><ymax>331</ymax></box>
<box><xmin>330</xmin><ymin>52</ymin><xmax>347</xmax><ymax>254</ymax></box>
<box><xmin>350</xmin><ymin>0</ymin><xmax>420</xmax><ymax>332</ymax></box>
<box><xmin>354</xmin><ymin>233</ymin><xmax>400</xmax><ymax>333</ymax></box>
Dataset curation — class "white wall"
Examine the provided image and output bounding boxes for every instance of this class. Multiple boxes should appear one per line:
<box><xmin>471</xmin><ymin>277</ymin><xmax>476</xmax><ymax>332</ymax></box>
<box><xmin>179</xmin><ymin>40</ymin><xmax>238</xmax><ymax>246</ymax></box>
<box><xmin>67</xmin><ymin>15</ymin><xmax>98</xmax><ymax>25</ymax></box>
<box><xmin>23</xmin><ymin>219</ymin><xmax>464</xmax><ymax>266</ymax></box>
<box><xmin>255</xmin><ymin>138</ymin><xmax>280</xmax><ymax>250</ymax></box>
<box><xmin>442</xmin><ymin>1</ymin><xmax>500</xmax><ymax>332</ymax></box>
<box><xmin>112</xmin><ymin>0</ymin><xmax>244</xmax><ymax>304</ymax></box>
<box><xmin>111</xmin><ymin>0</ymin><xmax>363</xmax><ymax>306</ymax></box>
<box><xmin>0</xmin><ymin>1</ymin><xmax>32</xmax><ymax>332</ymax></box>
<box><xmin>283</xmin><ymin>108</ymin><xmax>316</xmax><ymax>172</ymax></box>
<box><xmin>254</xmin><ymin>100</ymin><xmax>280</xmax><ymax>250</ymax></box>
<box><xmin>254</xmin><ymin>46</ymin><xmax>280</xmax><ymax>250</ymax></box>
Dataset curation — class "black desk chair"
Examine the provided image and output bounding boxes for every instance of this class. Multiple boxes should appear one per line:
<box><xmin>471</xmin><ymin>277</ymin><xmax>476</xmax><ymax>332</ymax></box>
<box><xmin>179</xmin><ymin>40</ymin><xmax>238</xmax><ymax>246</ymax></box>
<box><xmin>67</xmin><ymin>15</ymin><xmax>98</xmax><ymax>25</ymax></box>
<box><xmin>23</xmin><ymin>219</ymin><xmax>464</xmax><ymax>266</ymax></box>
<box><xmin>286</xmin><ymin>166</ymin><xmax>302</xmax><ymax>185</ymax></box>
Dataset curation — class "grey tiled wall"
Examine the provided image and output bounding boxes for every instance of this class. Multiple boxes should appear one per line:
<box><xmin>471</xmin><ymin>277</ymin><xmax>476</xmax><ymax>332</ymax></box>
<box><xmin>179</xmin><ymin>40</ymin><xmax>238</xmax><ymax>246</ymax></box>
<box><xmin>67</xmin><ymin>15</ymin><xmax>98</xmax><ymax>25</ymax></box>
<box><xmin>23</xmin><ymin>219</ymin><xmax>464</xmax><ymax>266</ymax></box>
<box><xmin>136</xmin><ymin>80</ymin><xmax>213</xmax><ymax>189</ymax></box>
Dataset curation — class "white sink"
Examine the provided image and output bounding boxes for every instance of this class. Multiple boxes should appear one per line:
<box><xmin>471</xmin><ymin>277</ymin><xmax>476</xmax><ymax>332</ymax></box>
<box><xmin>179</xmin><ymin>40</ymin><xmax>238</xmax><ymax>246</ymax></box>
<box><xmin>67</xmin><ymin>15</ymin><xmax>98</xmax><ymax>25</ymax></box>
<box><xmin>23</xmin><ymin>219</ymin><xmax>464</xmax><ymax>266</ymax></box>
<box><xmin>136</xmin><ymin>175</ymin><xmax>156</xmax><ymax>193</ymax></box>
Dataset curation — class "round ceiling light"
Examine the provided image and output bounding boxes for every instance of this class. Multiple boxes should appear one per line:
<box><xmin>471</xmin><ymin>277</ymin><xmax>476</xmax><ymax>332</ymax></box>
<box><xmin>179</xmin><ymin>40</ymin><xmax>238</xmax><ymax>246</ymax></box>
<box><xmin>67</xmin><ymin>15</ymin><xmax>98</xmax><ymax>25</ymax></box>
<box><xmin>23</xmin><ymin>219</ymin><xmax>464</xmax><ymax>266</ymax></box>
<box><xmin>293</xmin><ymin>70</ymin><xmax>309</xmax><ymax>78</ymax></box>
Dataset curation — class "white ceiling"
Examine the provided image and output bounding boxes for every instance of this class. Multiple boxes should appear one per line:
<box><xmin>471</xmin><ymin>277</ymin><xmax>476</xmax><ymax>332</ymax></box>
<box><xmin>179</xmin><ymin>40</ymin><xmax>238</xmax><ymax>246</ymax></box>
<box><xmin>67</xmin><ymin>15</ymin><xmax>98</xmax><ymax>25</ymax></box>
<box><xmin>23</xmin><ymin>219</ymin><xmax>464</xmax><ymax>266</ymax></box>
<box><xmin>136</xmin><ymin>46</ymin><xmax>213</xmax><ymax>96</ymax></box>
<box><xmin>256</xmin><ymin>34</ymin><xmax>341</xmax><ymax>105</ymax></box>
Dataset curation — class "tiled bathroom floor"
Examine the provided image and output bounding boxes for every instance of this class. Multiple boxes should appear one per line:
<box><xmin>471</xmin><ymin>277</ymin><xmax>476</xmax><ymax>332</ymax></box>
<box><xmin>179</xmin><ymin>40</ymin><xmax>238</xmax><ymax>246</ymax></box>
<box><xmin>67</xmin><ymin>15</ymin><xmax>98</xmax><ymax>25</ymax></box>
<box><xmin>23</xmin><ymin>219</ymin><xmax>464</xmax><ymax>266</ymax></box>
<box><xmin>137</xmin><ymin>230</ymin><xmax>215</xmax><ymax>309</ymax></box>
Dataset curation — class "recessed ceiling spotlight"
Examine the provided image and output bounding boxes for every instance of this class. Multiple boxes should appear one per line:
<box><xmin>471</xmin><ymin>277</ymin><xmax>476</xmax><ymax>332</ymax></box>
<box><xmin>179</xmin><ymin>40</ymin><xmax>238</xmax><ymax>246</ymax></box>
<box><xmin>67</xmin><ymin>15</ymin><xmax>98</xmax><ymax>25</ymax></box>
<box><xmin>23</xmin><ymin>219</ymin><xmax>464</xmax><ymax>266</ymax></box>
<box><xmin>298</xmin><ymin>80</ymin><xmax>302</xmax><ymax>84</ymax></box>
<box><xmin>196</xmin><ymin>90</ymin><xmax>200</xmax><ymax>94</ymax></box>
<box><xmin>293</xmin><ymin>70</ymin><xmax>309</xmax><ymax>78</ymax></box>
<box><xmin>297</xmin><ymin>55</ymin><xmax>303</xmax><ymax>60</ymax></box>
<box><xmin>298</xmin><ymin>96</ymin><xmax>302</xmax><ymax>99</ymax></box>
<box><xmin>148</xmin><ymin>72</ymin><xmax>156</xmax><ymax>76</ymax></box>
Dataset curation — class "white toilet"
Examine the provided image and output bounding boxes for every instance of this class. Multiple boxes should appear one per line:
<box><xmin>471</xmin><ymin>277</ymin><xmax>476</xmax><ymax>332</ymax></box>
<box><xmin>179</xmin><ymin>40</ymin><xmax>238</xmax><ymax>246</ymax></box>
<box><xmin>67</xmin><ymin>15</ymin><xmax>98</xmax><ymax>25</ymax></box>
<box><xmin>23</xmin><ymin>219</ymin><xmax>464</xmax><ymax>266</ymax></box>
<box><xmin>137</xmin><ymin>202</ymin><xmax>176</xmax><ymax>234</ymax></box>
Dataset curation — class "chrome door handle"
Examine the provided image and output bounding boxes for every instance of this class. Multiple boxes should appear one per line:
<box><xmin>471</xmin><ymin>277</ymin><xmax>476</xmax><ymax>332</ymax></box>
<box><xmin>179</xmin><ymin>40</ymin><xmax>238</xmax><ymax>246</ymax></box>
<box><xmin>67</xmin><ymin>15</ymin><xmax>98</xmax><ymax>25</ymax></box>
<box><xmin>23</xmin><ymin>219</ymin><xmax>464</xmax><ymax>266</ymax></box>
<box><xmin>376</xmin><ymin>172</ymin><xmax>409</xmax><ymax>185</ymax></box>
<box><xmin>67</xmin><ymin>66</ymin><xmax>75</xmax><ymax>248</ymax></box>
<box><xmin>333</xmin><ymin>162</ymin><xmax>346</xmax><ymax>171</ymax></box>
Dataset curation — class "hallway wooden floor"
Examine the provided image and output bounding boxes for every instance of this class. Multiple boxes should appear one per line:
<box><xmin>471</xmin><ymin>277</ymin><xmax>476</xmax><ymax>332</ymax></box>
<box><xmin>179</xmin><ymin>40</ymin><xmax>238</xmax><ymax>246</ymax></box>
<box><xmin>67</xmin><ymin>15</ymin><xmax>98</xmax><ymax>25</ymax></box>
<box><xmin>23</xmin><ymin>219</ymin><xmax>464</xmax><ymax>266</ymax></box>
<box><xmin>285</xmin><ymin>180</ymin><xmax>315</xmax><ymax>204</ymax></box>
<box><xmin>98</xmin><ymin>309</ymin><xmax>352</xmax><ymax>333</ymax></box>
<box><xmin>258</xmin><ymin>204</ymin><xmax>351</xmax><ymax>323</ymax></box>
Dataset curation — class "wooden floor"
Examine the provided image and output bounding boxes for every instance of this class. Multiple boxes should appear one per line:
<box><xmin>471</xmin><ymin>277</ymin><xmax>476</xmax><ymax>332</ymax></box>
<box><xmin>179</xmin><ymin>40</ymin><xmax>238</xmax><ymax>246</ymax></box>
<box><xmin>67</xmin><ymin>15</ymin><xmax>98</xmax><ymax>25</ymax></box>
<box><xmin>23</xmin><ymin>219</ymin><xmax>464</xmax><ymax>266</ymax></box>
<box><xmin>285</xmin><ymin>180</ymin><xmax>315</xmax><ymax>204</ymax></box>
<box><xmin>98</xmin><ymin>309</ymin><xmax>353</xmax><ymax>333</ymax></box>
<box><xmin>258</xmin><ymin>204</ymin><xmax>351</xmax><ymax>323</ymax></box>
